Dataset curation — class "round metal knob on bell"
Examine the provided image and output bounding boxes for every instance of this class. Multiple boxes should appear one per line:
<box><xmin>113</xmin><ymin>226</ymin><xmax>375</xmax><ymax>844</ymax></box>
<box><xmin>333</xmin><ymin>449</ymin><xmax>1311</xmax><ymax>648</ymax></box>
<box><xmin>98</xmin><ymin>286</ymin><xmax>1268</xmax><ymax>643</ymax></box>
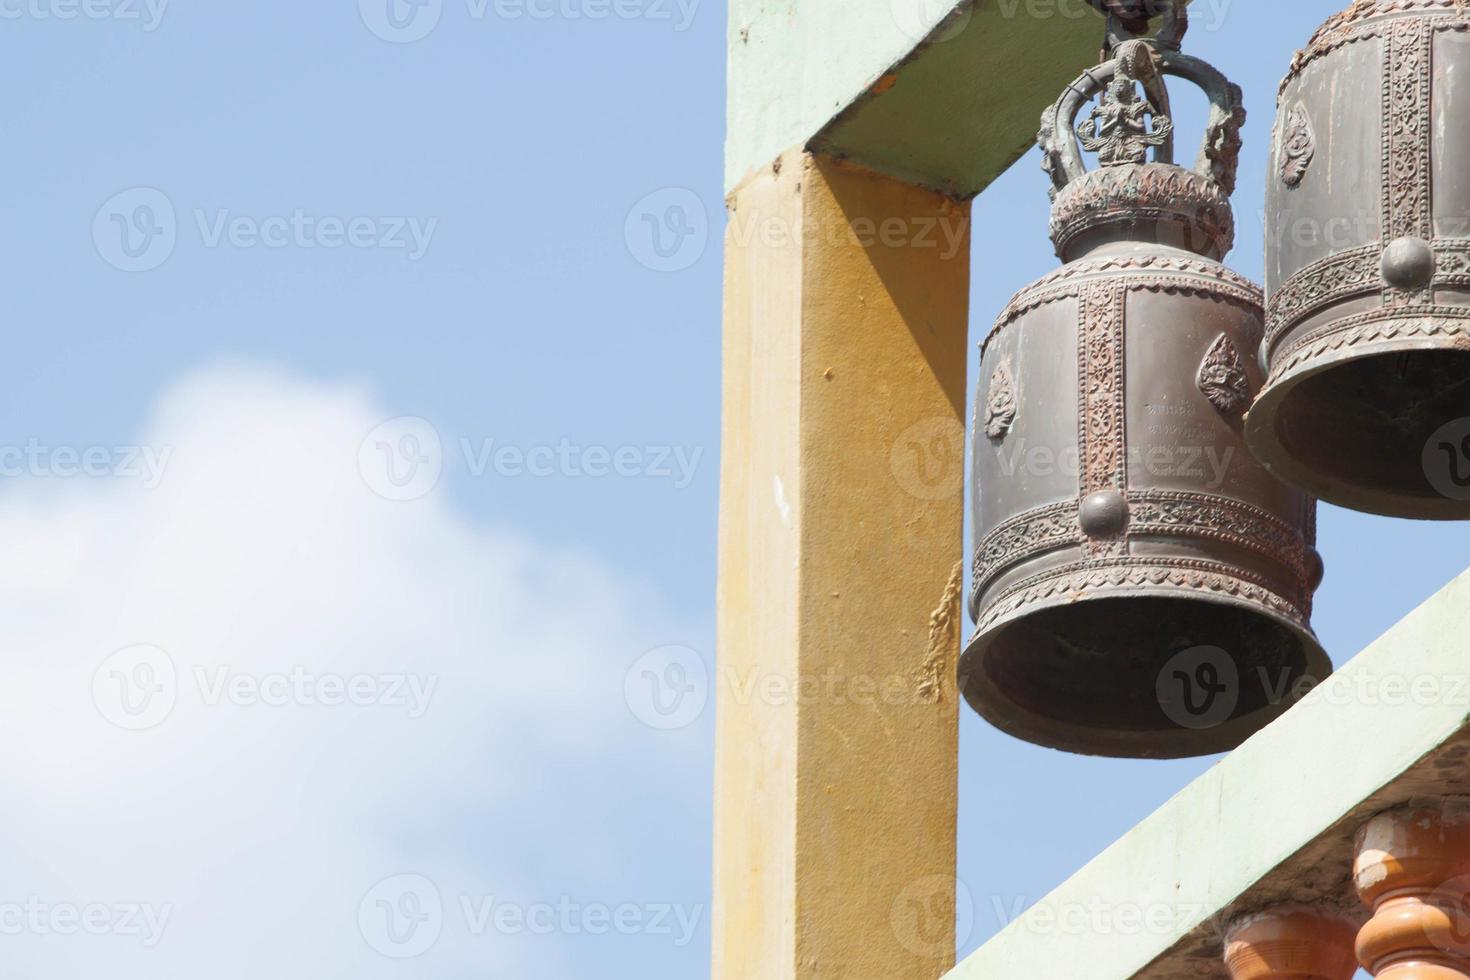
<box><xmin>1248</xmin><ymin>0</ymin><xmax>1470</xmax><ymax>520</ymax></box>
<box><xmin>961</xmin><ymin>36</ymin><xmax>1331</xmax><ymax>759</ymax></box>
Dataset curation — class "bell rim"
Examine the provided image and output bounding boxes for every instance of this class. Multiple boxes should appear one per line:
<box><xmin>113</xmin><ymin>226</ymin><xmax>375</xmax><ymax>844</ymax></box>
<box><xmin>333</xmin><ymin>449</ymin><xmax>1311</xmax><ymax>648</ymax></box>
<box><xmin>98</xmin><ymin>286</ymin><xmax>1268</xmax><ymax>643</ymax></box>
<box><xmin>960</xmin><ymin>583</ymin><xmax>1330</xmax><ymax>760</ymax></box>
<box><xmin>1247</xmin><ymin>335</ymin><xmax>1470</xmax><ymax>522</ymax></box>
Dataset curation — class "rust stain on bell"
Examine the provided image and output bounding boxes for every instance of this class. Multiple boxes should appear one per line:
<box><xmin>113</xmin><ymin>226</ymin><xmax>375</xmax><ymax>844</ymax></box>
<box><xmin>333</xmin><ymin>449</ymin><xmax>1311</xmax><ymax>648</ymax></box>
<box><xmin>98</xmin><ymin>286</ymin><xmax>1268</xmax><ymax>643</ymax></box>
<box><xmin>961</xmin><ymin>22</ymin><xmax>1330</xmax><ymax>760</ymax></box>
<box><xmin>1249</xmin><ymin>0</ymin><xmax>1470</xmax><ymax>520</ymax></box>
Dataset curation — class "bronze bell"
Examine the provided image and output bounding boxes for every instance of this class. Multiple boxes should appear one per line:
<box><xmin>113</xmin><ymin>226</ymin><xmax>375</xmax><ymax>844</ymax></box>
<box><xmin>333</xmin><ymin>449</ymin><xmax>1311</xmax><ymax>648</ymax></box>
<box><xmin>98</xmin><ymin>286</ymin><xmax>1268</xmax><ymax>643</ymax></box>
<box><xmin>1249</xmin><ymin>0</ymin><xmax>1470</xmax><ymax>519</ymax></box>
<box><xmin>960</xmin><ymin>31</ymin><xmax>1331</xmax><ymax>759</ymax></box>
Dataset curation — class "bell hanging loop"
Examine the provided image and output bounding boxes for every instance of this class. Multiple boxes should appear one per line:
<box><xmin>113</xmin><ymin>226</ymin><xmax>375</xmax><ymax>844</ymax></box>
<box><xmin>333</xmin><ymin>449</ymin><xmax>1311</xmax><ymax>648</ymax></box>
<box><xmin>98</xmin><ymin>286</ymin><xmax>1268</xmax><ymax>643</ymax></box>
<box><xmin>1088</xmin><ymin>0</ymin><xmax>1189</xmax><ymax>59</ymax></box>
<box><xmin>1039</xmin><ymin>37</ymin><xmax>1245</xmax><ymax>259</ymax></box>
<box><xmin>964</xmin><ymin>34</ymin><xmax>1328</xmax><ymax>759</ymax></box>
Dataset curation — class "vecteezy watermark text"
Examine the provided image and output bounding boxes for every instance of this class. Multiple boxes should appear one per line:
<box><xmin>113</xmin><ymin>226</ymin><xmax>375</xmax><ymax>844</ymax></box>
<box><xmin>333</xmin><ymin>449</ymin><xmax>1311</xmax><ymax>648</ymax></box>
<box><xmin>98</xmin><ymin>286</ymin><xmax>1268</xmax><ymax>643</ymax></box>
<box><xmin>357</xmin><ymin>417</ymin><xmax>705</xmax><ymax>502</ymax></box>
<box><xmin>359</xmin><ymin>0</ymin><xmax>700</xmax><ymax>43</ymax></box>
<box><xmin>0</xmin><ymin>0</ymin><xmax>168</xmax><ymax>30</ymax></box>
<box><xmin>623</xmin><ymin>649</ymin><xmax>963</xmax><ymax>732</ymax></box>
<box><xmin>194</xmin><ymin>210</ymin><xmax>436</xmax><ymax>259</ymax></box>
<box><xmin>989</xmin><ymin>893</ymin><xmax>1211</xmax><ymax>939</ymax></box>
<box><xmin>193</xmin><ymin>666</ymin><xmax>437</xmax><ymax>718</ymax></box>
<box><xmin>94</xmin><ymin>188</ymin><xmax>438</xmax><ymax>272</ymax></box>
<box><xmin>990</xmin><ymin>0</ymin><xmax>1233</xmax><ymax>31</ymax></box>
<box><xmin>459</xmin><ymin>894</ymin><xmax>703</xmax><ymax>947</ymax></box>
<box><xmin>460</xmin><ymin>438</ymin><xmax>702</xmax><ymax>488</ymax></box>
<box><xmin>358</xmin><ymin>874</ymin><xmax>703</xmax><ymax>959</ymax></box>
<box><xmin>92</xmin><ymin>645</ymin><xmax>438</xmax><ymax>731</ymax></box>
<box><xmin>725</xmin><ymin>207</ymin><xmax>970</xmax><ymax>261</ymax></box>
<box><xmin>991</xmin><ymin>440</ymin><xmax>1237</xmax><ymax>489</ymax></box>
<box><xmin>0</xmin><ymin>898</ymin><xmax>173</xmax><ymax>947</ymax></box>
<box><xmin>1156</xmin><ymin>641</ymin><xmax>1470</xmax><ymax>733</ymax></box>
<box><xmin>0</xmin><ymin>439</ymin><xmax>170</xmax><ymax>488</ymax></box>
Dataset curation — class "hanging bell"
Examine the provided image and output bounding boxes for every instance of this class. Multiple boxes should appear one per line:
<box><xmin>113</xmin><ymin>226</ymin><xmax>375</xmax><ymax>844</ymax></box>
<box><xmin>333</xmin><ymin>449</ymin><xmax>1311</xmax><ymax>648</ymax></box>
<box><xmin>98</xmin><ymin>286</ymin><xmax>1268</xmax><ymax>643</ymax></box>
<box><xmin>1248</xmin><ymin>0</ymin><xmax>1470</xmax><ymax>519</ymax></box>
<box><xmin>960</xmin><ymin>30</ymin><xmax>1331</xmax><ymax>759</ymax></box>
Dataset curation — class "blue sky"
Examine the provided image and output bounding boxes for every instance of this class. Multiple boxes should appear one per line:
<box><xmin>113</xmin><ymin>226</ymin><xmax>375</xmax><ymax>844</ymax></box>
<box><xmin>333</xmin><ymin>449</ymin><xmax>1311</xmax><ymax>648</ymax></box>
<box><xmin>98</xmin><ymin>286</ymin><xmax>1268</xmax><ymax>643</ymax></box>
<box><xmin>0</xmin><ymin>0</ymin><xmax>1465</xmax><ymax>977</ymax></box>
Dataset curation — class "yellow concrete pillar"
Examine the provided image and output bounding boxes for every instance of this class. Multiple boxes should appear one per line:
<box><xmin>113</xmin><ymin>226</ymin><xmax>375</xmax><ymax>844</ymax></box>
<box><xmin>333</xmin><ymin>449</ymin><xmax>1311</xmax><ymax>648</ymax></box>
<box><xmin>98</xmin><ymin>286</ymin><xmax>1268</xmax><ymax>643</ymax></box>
<box><xmin>713</xmin><ymin>149</ymin><xmax>971</xmax><ymax>979</ymax></box>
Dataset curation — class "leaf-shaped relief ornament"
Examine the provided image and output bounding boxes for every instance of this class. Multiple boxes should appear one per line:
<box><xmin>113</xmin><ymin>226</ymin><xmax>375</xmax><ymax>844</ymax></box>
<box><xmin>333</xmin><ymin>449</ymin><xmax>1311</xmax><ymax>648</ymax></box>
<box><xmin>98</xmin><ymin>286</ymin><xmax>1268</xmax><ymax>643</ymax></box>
<box><xmin>1198</xmin><ymin>333</ymin><xmax>1251</xmax><ymax>415</ymax></box>
<box><xmin>985</xmin><ymin>359</ymin><xmax>1018</xmax><ymax>441</ymax></box>
<box><xmin>1281</xmin><ymin>103</ymin><xmax>1316</xmax><ymax>188</ymax></box>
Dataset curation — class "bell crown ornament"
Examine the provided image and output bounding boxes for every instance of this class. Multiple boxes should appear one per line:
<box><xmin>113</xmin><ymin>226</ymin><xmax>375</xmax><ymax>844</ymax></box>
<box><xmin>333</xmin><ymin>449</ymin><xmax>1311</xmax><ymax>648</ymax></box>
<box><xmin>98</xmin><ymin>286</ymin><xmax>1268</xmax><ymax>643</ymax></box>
<box><xmin>1248</xmin><ymin>0</ymin><xmax>1470</xmax><ymax>519</ymax></box>
<box><xmin>961</xmin><ymin>16</ymin><xmax>1331</xmax><ymax>760</ymax></box>
<box><xmin>1039</xmin><ymin>30</ymin><xmax>1245</xmax><ymax>262</ymax></box>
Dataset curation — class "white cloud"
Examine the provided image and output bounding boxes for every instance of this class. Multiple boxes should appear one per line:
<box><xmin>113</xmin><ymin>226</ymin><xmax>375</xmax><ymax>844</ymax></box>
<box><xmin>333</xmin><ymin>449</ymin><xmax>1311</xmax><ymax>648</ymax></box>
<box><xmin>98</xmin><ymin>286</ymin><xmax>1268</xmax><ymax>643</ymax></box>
<box><xmin>0</xmin><ymin>364</ymin><xmax>709</xmax><ymax>977</ymax></box>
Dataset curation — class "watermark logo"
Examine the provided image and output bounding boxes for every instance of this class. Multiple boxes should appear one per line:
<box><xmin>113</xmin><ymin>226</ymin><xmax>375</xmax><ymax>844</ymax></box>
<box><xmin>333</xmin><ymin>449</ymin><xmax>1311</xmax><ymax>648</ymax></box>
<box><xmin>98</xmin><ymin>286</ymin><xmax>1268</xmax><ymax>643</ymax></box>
<box><xmin>360</xmin><ymin>0</ymin><xmax>443</xmax><ymax>42</ymax></box>
<box><xmin>92</xmin><ymin>644</ymin><xmax>178</xmax><ymax>731</ymax></box>
<box><xmin>625</xmin><ymin>188</ymin><xmax>708</xmax><ymax>273</ymax></box>
<box><xmin>93</xmin><ymin>188</ymin><xmax>176</xmax><ymax>273</ymax></box>
<box><xmin>359</xmin><ymin>417</ymin><xmax>445</xmax><ymax>502</ymax></box>
<box><xmin>890</xmin><ymin>0</ymin><xmax>972</xmax><ymax>43</ymax></box>
<box><xmin>891</xmin><ymin>417</ymin><xmax>965</xmax><ymax>501</ymax></box>
<box><xmin>624</xmin><ymin>645</ymin><xmax>708</xmax><ymax>731</ymax></box>
<box><xmin>1423</xmin><ymin>418</ymin><xmax>1470</xmax><ymax>502</ymax></box>
<box><xmin>1157</xmin><ymin>645</ymin><xmax>1239</xmax><ymax>731</ymax></box>
<box><xmin>891</xmin><ymin>875</ymin><xmax>974</xmax><ymax>959</ymax></box>
<box><xmin>360</xmin><ymin>874</ymin><xmax>443</xmax><ymax>958</ymax></box>
<box><xmin>1425</xmin><ymin>873</ymin><xmax>1470</xmax><ymax>959</ymax></box>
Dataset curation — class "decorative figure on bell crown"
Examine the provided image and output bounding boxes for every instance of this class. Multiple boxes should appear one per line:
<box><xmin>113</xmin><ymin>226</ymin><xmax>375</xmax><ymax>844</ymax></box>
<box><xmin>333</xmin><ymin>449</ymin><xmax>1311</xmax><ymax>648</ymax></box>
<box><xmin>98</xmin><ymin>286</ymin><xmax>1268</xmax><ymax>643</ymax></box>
<box><xmin>1076</xmin><ymin>41</ymin><xmax>1174</xmax><ymax>168</ymax></box>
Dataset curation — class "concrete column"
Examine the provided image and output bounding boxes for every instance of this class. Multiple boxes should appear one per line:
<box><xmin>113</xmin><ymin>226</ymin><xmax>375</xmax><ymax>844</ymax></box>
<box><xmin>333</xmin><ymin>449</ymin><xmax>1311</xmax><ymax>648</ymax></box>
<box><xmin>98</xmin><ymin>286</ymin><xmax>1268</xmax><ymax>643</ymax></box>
<box><xmin>712</xmin><ymin>149</ymin><xmax>971</xmax><ymax>980</ymax></box>
<box><xmin>1355</xmin><ymin>804</ymin><xmax>1470</xmax><ymax>978</ymax></box>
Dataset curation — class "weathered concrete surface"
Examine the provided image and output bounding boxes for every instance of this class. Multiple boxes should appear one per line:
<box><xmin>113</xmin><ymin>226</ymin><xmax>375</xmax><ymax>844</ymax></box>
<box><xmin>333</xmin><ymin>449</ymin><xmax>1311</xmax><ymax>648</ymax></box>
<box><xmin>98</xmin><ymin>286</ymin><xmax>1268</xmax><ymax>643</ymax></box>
<box><xmin>726</xmin><ymin>0</ymin><xmax>958</xmax><ymax>192</ymax></box>
<box><xmin>714</xmin><ymin>152</ymin><xmax>971</xmax><ymax>979</ymax></box>
<box><xmin>727</xmin><ymin>0</ymin><xmax>1109</xmax><ymax>197</ymax></box>
<box><xmin>810</xmin><ymin>1</ymin><xmax>1111</xmax><ymax>198</ymax></box>
<box><xmin>946</xmin><ymin>566</ymin><xmax>1470</xmax><ymax>980</ymax></box>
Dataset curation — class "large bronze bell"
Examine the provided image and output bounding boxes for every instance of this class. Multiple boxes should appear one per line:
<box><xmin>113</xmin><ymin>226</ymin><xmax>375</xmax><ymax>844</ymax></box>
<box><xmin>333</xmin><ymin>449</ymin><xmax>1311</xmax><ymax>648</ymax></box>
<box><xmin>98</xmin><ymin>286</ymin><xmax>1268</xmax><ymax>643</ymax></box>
<box><xmin>1249</xmin><ymin>0</ymin><xmax>1470</xmax><ymax>519</ymax></box>
<box><xmin>960</xmin><ymin>33</ymin><xmax>1331</xmax><ymax>759</ymax></box>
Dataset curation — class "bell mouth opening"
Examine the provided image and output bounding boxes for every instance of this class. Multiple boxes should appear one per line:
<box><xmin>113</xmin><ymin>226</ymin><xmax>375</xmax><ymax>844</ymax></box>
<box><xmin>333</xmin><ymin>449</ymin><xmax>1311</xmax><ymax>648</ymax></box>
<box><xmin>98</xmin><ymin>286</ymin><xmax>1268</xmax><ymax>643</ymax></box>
<box><xmin>961</xmin><ymin>595</ymin><xmax>1326</xmax><ymax>759</ymax></box>
<box><xmin>1251</xmin><ymin>348</ymin><xmax>1470</xmax><ymax>520</ymax></box>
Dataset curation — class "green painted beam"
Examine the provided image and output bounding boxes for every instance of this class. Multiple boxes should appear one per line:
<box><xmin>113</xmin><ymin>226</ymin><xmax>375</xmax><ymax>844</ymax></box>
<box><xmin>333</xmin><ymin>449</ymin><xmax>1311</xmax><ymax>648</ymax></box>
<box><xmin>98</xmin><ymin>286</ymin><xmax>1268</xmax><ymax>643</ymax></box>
<box><xmin>726</xmin><ymin>0</ymin><xmax>1113</xmax><ymax>197</ymax></box>
<box><xmin>725</xmin><ymin>0</ymin><xmax>962</xmax><ymax>192</ymax></box>
<box><xmin>946</xmin><ymin>565</ymin><xmax>1470</xmax><ymax>980</ymax></box>
<box><xmin>811</xmin><ymin>2</ymin><xmax>1109</xmax><ymax>198</ymax></box>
